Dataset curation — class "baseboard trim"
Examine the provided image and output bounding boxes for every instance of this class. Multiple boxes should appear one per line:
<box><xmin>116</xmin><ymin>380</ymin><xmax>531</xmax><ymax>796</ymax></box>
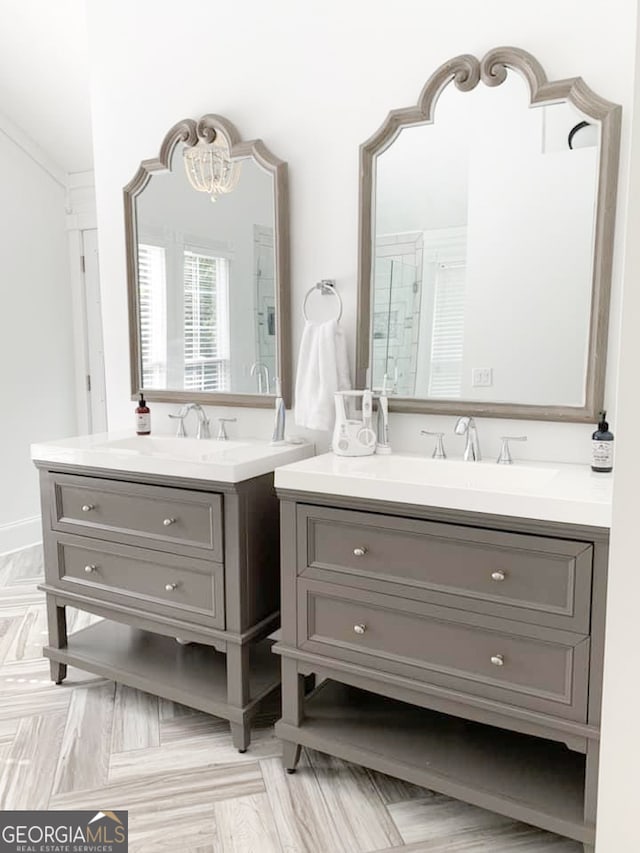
<box><xmin>0</xmin><ymin>516</ymin><xmax>42</xmax><ymax>555</ymax></box>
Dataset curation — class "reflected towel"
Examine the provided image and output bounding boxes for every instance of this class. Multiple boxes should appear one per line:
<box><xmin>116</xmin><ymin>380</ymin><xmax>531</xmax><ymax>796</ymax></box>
<box><xmin>294</xmin><ymin>318</ymin><xmax>352</xmax><ymax>431</ymax></box>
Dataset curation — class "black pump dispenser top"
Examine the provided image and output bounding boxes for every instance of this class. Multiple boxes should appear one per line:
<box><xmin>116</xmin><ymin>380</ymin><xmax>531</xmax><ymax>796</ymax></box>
<box><xmin>138</xmin><ymin>392</ymin><xmax>146</xmax><ymax>406</ymax></box>
<box><xmin>597</xmin><ymin>410</ymin><xmax>608</xmax><ymax>432</ymax></box>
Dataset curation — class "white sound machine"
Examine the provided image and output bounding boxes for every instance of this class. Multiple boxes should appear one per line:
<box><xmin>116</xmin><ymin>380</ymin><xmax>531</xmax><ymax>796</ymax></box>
<box><xmin>332</xmin><ymin>390</ymin><xmax>377</xmax><ymax>457</ymax></box>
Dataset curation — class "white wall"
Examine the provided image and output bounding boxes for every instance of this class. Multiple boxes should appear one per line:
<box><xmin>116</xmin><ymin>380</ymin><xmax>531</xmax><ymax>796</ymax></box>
<box><xmin>0</xmin><ymin>131</ymin><xmax>77</xmax><ymax>553</ymax></box>
<box><xmin>463</xmin><ymin>99</ymin><xmax>596</xmax><ymax>406</ymax></box>
<box><xmin>595</xmin><ymin>8</ymin><xmax>640</xmax><ymax>849</ymax></box>
<box><xmin>0</xmin><ymin>0</ymin><xmax>93</xmax><ymax>174</ymax></box>
<box><xmin>86</xmin><ymin>0</ymin><xmax>635</xmax><ymax>465</ymax></box>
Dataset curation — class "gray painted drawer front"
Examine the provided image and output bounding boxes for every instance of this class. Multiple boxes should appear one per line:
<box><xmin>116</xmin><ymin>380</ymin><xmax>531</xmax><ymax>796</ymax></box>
<box><xmin>298</xmin><ymin>505</ymin><xmax>592</xmax><ymax>632</ymax></box>
<box><xmin>54</xmin><ymin>534</ymin><xmax>225</xmax><ymax>628</ymax></box>
<box><xmin>49</xmin><ymin>473</ymin><xmax>223</xmax><ymax>559</ymax></box>
<box><xmin>298</xmin><ymin>579</ymin><xmax>589</xmax><ymax>721</ymax></box>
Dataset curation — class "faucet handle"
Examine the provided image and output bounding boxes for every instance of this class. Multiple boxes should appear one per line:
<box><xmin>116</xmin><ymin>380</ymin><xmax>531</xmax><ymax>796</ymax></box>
<box><xmin>420</xmin><ymin>430</ymin><xmax>447</xmax><ymax>459</ymax></box>
<box><xmin>216</xmin><ymin>417</ymin><xmax>237</xmax><ymax>441</ymax></box>
<box><xmin>497</xmin><ymin>435</ymin><xmax>527</xmax><ymax>465</ymax></box>
<box><xmin>168</xmin><ymin>411</ymin><xmax>188</xmax><ymax>437</ymax></box>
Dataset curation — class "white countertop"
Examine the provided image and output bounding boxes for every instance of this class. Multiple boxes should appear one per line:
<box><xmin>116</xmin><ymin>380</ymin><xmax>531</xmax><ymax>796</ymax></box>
<box><xmin>275</xmin><ymin>452</ymin><xmax>613</xmax><ymax>528</ymax></box>
<box><xmin>31</xmin><ymin>431</ymin><xmax>315</xmax><ymax>484</ymax></box>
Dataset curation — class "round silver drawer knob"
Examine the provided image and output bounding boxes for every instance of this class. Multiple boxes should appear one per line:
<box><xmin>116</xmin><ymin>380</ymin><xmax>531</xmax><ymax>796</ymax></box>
<box><xmin>163</xmin><ymin>518</ymin><xmax>176</xmax><ymax>527</ymax></box>
<box><xmin>490</xmin><ymin>654</ymin><xmax>505</xmax><ymax>667</ymax></box>
<box><xmin>491</xmin><ymin>570</ymin><xmax>506</xmax><ymax>582</ymax></box>
<box><xmin>84</xmin><ymin>564</ymin><xmax>96</xmax><ymax>573</ymax></box>
<box><xmin>353</xmin><ymin>547</ymin><xmax>367</xmax><ymax>557</ymax></box>
<box><xmin>353</xmin><ymin>624</ymin><xmax>366</xmax><ymax>635</ymax></box>
<box><xmin>81</xmin><ymin>504</ymin><xmax>94</xmax><ymax>513</ymax></box>
<box><xmin>165</xmin><ymin>583</ymin><xmax>178</xmax><ymax>592</ymax></box>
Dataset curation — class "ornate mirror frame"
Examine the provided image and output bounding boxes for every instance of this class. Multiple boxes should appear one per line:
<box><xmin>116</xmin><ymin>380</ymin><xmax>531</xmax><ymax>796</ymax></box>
<box><xmin>356</xmin><ymin>47</ymin><xmax>621</xmax><ymax>422</ymax></box>
<box><xmin>124</xmin><ymin>114</ymin><xmax>291</xmax><ymax>408</ymax></box>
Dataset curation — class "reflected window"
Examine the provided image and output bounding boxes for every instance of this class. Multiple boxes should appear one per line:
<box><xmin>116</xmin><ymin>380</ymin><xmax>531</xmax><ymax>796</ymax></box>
<box><xmin>428</xmin><ymin>261</ymin><xmax>466</xmax><ymax>398</ymax></box>
<box><xmin>183</xmin><ymin>250</ymin><xmax>230</xmax><ymax>392</ymax></box>
<box><xmin>139</xmin><ymin>243</ymin><xmax>167</xmax><ymax>388</ymax></box>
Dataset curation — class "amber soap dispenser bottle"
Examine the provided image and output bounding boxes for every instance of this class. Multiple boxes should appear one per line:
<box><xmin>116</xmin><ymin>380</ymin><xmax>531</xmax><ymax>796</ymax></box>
<box><xmin>135</xmin><ymin>392</ymin><xmax>151</xmax><ymax>435</ymax></box>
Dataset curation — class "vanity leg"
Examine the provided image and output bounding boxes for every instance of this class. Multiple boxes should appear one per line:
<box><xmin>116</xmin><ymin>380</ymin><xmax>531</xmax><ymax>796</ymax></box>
<box><xmin>46</xmin><ymin>597</ymin><xmax>67</xmax><ymax>685</ymax></box>
<box><xmin>50</xmin><ymin>660</ymin><xmax>67</xmax><ymax>686</ymax></box>
<box><xmin>282</xmin><ymin>741</ymin><xmax>302</xmax><ymax>773</ymax></box>
<box><xmin>279</xmin><ymin>657</ymin><xmax>305</xmax><ymax>773</ymax></box>
<box><xmin>583</xmin><ymin>739</ymin><xmax>599</xmax><ymax>853</ymax></box>
<box><xmin>281</xmin><ymin>658</ymin><xmax>305</xmax><ymax>725</ymax></box>
<box><xmin>230</xmin><ymin>720</ymin><xmax>251</xmax><ymax>753</ymax></box>
<box><xmin>226</xmin><ymin>642</ymin><xmax>251</xmax><ymax>752</ymax></box>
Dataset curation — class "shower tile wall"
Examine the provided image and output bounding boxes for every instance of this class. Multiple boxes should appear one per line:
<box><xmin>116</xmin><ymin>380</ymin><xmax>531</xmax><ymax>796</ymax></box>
<box><xmin>373</xmin><ymin>233</ymin><xmax>423</xmax><ymax>396</ymax></box>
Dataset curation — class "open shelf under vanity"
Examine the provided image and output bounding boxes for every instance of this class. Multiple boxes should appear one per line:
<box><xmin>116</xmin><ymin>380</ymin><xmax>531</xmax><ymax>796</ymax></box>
<box><xmin>44</xmin><ymin>620</ymin><xmax>280</xmax><ymax>721</ymax></box>
<box><xmin>275</xmin><ymin>679</ymin><xmax>591</xmax><ymax>846</ymax></box>
<box><xmin>34</xmin><ymin>463</ymin><xmax>293</xmax><ymax>751</ymax></box>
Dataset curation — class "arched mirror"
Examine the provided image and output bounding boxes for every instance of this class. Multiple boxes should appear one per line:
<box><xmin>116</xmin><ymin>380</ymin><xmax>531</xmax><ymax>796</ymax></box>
<box><xmin>125</xmin><ymin>114</ymin><xmax>290</xmax><ymax>407</ymax></box>
<box><xmin>356</xmin><ymin>47</ymin><xmax>621</xmax><ymax>421</ymax></box>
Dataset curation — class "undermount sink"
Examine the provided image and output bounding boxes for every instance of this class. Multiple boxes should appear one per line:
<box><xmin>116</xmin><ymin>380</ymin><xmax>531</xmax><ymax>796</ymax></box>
<box><xmin>359</xmin><ymin>455</ymin><xmax>559</xmax><ymax>493</ymax></box>
<box><xmin>275</xmin><ymin>451</ymin><xmax>613</xmax><ymax>527</ymax></box>
<box><xmin>96</xmin><ymin>435</ymin><xmax>251</xmax><ymax>462</ymax></box>
<box><xmin>31</xmin><ymin>431</ymin><xmax>314</xmax><ymax>483</ymax></box>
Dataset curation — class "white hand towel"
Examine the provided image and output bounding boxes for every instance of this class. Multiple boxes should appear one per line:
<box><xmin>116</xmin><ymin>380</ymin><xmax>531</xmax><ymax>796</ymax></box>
<box><xmin>295</xmin><ymin>318</ymin><xmax>351</xmax><ymax>431</ymax></box>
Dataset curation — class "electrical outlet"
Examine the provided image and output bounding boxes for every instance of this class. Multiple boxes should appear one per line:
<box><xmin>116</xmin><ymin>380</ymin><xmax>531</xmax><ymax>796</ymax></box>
<box><xmin>472</xmin><ymin>367</ymin><xmax>493</xmax><ymax>387</ymax></box>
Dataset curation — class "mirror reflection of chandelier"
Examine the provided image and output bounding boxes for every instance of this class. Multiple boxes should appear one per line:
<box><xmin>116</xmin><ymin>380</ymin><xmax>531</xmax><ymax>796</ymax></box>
<box><xmin>183</xmin><ymin>133</ymin><xmax>241</xmax><ymax>202</ymax></box>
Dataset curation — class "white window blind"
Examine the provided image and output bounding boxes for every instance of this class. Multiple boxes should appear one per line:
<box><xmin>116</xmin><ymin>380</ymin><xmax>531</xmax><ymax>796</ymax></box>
<box><xmin>138</xmin><ymin>243</ymin><xmax>167</xmax><ymax>388</ymax></box>
<box><xmin>183</xmin><ymin>251</ymin><xmax>230</xmax><ymax>392</ymax></box>
<box><xmin>428</xmin><ymin>262</ymin><xmax>466</xmax><ymax>398</ymax></box>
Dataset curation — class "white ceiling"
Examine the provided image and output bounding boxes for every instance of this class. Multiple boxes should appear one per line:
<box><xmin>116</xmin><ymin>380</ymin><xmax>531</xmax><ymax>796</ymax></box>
<box><xmin>0</xmin><ymin>0</ymin><xmax>93</xmax><ymax>174</ymax></box>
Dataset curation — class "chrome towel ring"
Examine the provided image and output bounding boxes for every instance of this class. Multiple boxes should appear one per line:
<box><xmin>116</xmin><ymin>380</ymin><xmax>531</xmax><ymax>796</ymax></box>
<box><xmin>302</xmin><ymin>279</ymin><xmax>343</xmax><ymax>323</ymax></box>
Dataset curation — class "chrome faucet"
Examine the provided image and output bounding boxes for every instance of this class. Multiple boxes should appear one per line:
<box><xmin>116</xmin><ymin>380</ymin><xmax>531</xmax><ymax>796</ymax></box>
<box><xmin>168</xmin><ymin>403</ymin><xmax>211</xmax><ymax>439</ymax></box>
<box><xmin>250</xmin><ymin>361</ymin><xmax>270</xmax><ymax>395</ymax></box>
<box><xmin>454</xmin><ymin>416</ymin><xmax>481</xmax><ymax>461</ymax></box>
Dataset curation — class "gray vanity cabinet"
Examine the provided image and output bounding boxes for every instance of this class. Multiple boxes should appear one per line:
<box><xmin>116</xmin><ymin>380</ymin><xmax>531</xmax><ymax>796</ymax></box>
<box><xmin>37</xmin><ymin>464</ymin><xmax>282</xmax><ymax>751</ymax></box>
<box><xmin>274</xmin><ymin>491</ymin><xmax>609</xmax><ymax>852</ymax></box>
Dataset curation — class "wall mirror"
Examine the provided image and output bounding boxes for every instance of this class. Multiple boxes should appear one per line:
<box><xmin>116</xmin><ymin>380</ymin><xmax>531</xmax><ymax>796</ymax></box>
<box><xmin>125</xmin><ymin>114</ymin><xmax>290</xmax><ymax>407</ymax></box>
<box><xmin>356</xmin><ymin>47</ymin><xmax>621</xmax><ymax>421</ymax></box>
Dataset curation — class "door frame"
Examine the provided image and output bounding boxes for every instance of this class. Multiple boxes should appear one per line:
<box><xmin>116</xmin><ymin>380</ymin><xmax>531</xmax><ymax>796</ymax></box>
<box><xmin>65</xmin><ymin>173</ymin><xmax>107</xmax><ymax>433</ymax></box>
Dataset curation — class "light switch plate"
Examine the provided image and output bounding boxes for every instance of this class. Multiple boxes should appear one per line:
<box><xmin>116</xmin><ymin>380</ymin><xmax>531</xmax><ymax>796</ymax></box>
<box><xmin>472</xmin><ymin>367</ymin><xmax>493</xmax><ymax>387</ymax></box>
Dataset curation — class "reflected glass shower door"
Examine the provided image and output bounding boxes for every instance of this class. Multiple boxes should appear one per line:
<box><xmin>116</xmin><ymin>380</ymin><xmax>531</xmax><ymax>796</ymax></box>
<box><xmin>372</xmin><ymin>257</ymin><xmax>420</xmax><ymax>395</ymax></box>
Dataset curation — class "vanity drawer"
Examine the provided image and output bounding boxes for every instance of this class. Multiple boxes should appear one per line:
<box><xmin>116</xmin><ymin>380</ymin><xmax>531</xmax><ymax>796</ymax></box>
<box><xmin>49</xmin><ymin>473</ymin><xmax>223</xmax><ymax>560</ymax></box>
<box><xmin>298</xmin><ymin>579</ymin><xmax>589</xmax><ymax>720</ymax></box>
<box><xmin>298</xmin><ymin>505</ymin><xmax>592</xmax><ymax>632</ymax></box>
<box><xmin>53</xmin><ymin>535</ymin><xmax>225</xmax><ymax>627</ymax></box>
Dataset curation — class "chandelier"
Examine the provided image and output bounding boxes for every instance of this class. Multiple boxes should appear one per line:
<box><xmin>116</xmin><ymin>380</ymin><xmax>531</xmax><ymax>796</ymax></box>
<box><xmin>183</xmin><ymin>133</ymin><xmax>241</xmax><ymax>202</ymax></box>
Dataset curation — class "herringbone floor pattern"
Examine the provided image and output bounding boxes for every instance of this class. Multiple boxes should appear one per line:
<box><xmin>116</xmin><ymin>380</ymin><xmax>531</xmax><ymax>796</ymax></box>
<box><xmin>0</xmin><ymin>545</ymin><xmax>581</xmax><ymax>852</ymax></box>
